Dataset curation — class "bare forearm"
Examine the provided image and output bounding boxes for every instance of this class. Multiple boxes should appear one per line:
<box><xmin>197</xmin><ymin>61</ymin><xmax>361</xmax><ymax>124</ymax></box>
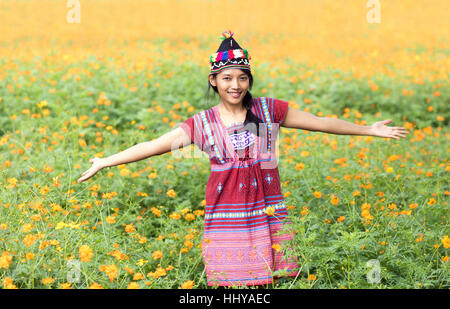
<box><xmin>321</xmin><ymin>117</ymin><xmax>373</xmax><ymax>136</ymax></box>
<box><xmin>102</xmin><ymin>139</ymin><xmax>166</xmax><ymax>168</ymax></box>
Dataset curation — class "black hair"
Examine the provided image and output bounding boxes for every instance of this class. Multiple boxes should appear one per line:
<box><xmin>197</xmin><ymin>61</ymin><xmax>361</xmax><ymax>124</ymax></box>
<box><xmin>205</xmin><ymin>68</ymin><xmax>264</xmax><ymax>136</ymax></box>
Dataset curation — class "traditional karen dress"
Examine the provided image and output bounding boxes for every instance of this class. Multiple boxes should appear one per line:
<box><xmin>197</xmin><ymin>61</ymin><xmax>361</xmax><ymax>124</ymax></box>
<box><xmin>180</xmin><ymin>97</ymin><xmax>299</xmax><ymax>286</ymax></box>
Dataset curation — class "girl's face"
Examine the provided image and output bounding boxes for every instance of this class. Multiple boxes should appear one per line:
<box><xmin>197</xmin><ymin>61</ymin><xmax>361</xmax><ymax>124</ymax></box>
<box><xmin>209</xmin><ymin>68</ymin><xmax>249</xmax><ymax>106</ymax></box>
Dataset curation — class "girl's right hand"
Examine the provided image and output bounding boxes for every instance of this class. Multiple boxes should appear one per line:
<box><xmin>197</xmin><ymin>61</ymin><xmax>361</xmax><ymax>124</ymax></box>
<box><xmin>77</xmin><ymin>157</ymin><xmax>106</xmax><ymax>183</ymax></box>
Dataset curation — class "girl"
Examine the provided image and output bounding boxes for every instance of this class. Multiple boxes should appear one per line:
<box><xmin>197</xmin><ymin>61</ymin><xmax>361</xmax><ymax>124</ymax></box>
<box><xmin>77</xmin><ymin>30</ymin><xmax>409</xmax><ymax>288</ymax></box>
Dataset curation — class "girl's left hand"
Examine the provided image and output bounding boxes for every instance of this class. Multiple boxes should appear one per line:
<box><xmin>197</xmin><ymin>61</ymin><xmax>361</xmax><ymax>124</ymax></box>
<box><xmin>370</xmin><ymin>119</ymin><xmax>410</xmax><ymax>140</ymax></box>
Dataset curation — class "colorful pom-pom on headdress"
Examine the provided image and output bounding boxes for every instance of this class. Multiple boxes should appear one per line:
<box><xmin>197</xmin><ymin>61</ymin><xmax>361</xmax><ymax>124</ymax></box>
<box><xmin>220</xmin><ymin>30</ymin><xmax>234</xmax><ymax>41</ymax></box>
<box><xmin>209</xmin><ymin>30</ymin><xmax>251</xmax><ymax>75</ymax></box>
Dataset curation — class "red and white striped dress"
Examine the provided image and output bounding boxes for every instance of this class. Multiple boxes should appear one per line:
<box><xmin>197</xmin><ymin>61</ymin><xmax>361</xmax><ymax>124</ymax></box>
<box><xmin>180</xmin><ymin>97</ymin><xmax>299</xmax><ymax>286</ymax></box>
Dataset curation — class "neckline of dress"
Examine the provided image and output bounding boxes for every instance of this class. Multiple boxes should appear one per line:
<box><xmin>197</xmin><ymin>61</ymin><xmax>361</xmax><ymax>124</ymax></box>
<box><xmin>213</xmin><ymin>105</ymin><xmax>246</xmax><ymax>129</ymax></box>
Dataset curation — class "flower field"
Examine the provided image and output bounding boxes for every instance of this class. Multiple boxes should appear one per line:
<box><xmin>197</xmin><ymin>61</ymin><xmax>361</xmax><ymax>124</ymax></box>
<box><xmin>0</xmin><ymin>0</ymin><xmax>448</xmax><ymax>289</ymax></box>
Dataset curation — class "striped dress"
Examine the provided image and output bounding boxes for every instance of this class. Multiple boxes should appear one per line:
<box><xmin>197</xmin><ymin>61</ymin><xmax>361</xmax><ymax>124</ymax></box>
<box><xmin>180</xmin><ymin>97</ymin><xmax>299</xmax><ymax>287</ymax></box>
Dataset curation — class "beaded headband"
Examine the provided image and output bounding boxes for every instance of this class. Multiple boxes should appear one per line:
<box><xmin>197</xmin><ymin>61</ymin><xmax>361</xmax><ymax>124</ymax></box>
<box><xmin>209</xmin><ymin>30</ymin><xmax>251</xmax><ymax>74</ymax></box>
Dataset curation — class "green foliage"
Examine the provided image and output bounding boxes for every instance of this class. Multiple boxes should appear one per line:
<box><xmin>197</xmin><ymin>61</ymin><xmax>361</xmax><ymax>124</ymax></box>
<box><xmin>0</xmin><ymin>55</ymin><xmax>448</xmax><ymax>289</ymax></box>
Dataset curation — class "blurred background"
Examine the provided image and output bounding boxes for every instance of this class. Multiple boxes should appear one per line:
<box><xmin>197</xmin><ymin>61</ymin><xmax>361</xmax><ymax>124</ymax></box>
<box><xmin>1</xmin><ymin>0</ymin><xmax>448</xmax><ymax>78</ymax></box>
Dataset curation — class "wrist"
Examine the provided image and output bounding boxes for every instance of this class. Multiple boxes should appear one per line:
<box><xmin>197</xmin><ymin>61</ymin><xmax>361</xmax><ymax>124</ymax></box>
<box><xmin>367</xmin><ymin>124</ymin><xmax>375</xmax><ymax>136</ymax></box>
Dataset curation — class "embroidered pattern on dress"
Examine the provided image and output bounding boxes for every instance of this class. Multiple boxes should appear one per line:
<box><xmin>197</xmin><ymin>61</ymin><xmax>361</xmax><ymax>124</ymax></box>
<box><xmin>200</xmin><ymin>110</ymin><xmax>226</xmax><ymax>164</ymax></box>
<box><xmin>229</xmin><ymin>130</ymin><xmax>255</xmax><ymax>150</ymax></box>
<box><xmin>265</xmin><ymin>173</ymin><xmax>273</xmax><ymax>185</ymax></box>
<box><xmin>251</xmin><ymin>178</ymin><xmax>257</xmax><ymax>190</ymax></box>
<box><xmin>260</xmin><ymin>97</ymin><xmax>273</xmax><ymax>152</ymax></box>
<box><xmin>204</xmin><ymin>202</ymin><xmax>286</xmax><ymax>219</ymax></box>
<box><xmin>217</xmin><ymin>182</ymin><xmax>223</xmax><ymax>194</ymax></box>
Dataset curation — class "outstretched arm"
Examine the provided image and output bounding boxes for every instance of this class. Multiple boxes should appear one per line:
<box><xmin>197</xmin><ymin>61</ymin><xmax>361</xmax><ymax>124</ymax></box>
<box><xmin>281</xmin><ymin>107</ymin><xmax>409</xmax><ymax>139</ymax></box>
<box><xmin>77</xmin><ymin>127</ymin><xmax>191</xmax><ymax>183</ymax></box>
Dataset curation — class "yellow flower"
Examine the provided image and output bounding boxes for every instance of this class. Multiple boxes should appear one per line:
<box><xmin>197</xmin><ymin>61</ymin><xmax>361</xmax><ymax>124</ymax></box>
<box><xmin>105</xmin><ymin>216</ymin><xmax>116</xmax><ymax>224</ymax></box>
<box><xmin>55</xmin><ymin>222</ymin><xmax>66</xmax><ymax>230</ymax></box>
<box><xmin>265</xmin><ymin>206</ymin><xmax>275</xmax><ymax>216</ymax></box>
<box><xmin>441</xmin><ymin>235</ymin><xmax>450</xmax><ymax>249</ymax></box>
<box><xmin>337</xmin><ymin>216</ymin><xmax>346</xmax><ymax>223</ymax></box>
<box><xmin>22</xmin><ymin>223</ymin><xmax>34</xmax><ymax>233</ymax></box>
<box><xmin>180</xmin><ymin>280</ymin><xmax>194</xmax><ymax>289</ymax></box>
<box><xmin>313</xmin><ymin>191</ymin><xmax>322</xmax><ymax>198</ymax></box>
<box><xmin>136</xmin><ymin>259</ymin><xmax>148</xmax><ymax>266</ymax></box>
<box><xmin>308</xmin><ymin>274</ymin><xmax>317</xmax><ymax>281</ymax></box>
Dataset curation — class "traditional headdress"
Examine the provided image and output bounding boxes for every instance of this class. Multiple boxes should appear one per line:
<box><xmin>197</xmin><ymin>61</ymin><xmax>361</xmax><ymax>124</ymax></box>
<box><xmin>209</xmin><ymin>30</ymin><xmax>251</xmax><ymax>75</ymax></box>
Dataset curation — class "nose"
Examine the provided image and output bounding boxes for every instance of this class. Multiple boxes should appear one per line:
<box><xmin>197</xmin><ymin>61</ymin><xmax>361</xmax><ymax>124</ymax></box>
<box><xmin>231</xmin><ymin>78</ymin><xmax>241</xmax><ymax>90</ymax></box>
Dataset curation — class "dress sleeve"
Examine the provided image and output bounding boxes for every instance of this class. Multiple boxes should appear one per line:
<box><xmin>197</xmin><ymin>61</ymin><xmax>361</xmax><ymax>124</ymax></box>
<box><xmin>180</xmin><ymin>113</ymin><xmax>206</xmax><ymax>151</ymax></box>
<box><xmin>270</xmin><ymin>98</ymin><xmax>289</xmax><ymax>124</ymax></box>
<box><xmin>180</xmin><ymin>115</ymin><xmax>195</xmax><ymax>145</ymax></box>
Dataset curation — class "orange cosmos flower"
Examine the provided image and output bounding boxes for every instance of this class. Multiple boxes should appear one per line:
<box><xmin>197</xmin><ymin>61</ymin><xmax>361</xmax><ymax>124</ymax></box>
<box><xmin>0</xmin><ymin>252</ymin><xmax>13</xmax><ymax>269</ymax></box>
<box><xmin>79</xmin><ymin>245</ymin><xmax>93</xmax><ymax>262</ymax></box>
<box><xmin>125</xmin><ymin>223</ymin><xmax>135</xmax><ymax>233</ymax></box>
<box><xmin>184</xmin><ymin>213</ymin><xmax>195</xmax><ymax>221</ymax></box>
<box><xmin>127</xmin><ymin>282</ymin><xmax>140</xmax><ymax>289</ymax></box>
<box><xmin>152</xmin><ymin>250</ymin><xmax>163</xmax><ymax>260</ymax></box>
<box><xmin>181</xmin><ymin>280</ymin><xmax>194</xmax><ymax>289</ymax></box>
<box><xmin>2</xmin><ymin>277</ymin><xmax>17</xmax><ymax>289</ymax></box>
<box><xmin>166</xmin><ymin>189</ymin><xmax>176</xmax><ymax>198</ymax></box>
<box><xmin>99</xmin><ymin>264</ymin><xmax>118</xmax><ymax>282</ymax></box>
<box><xmin>441</xmin><ymin>235</ymin><xmax>450</xmax><ymax>249</ymax></box>
<box><xmin>88</xmin><ymin>282</ymin><xmax>104</xmax><ymax>289</ymax></box>
<box><xmin>330</xmin><ymin>194</ymin><xmax>339</xmax><ymax>205</ymax></box>
<box><xmin>272</xmin><ymin>244</ymin><xmax>281</xmax><ymax>253</ymax></box>
<box><xmin>42</xmin><ymin>278</ymin><xmax>54</xmax><ymax>285</ymax></box>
